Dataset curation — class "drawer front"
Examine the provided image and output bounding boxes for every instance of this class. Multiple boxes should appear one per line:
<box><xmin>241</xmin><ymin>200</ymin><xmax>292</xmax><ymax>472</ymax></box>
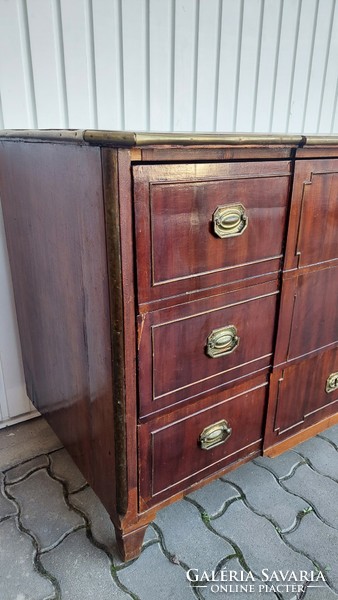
<box><xmin>265</xmin><ymin>346</ymin><xmax>338</xmax><ymax>447</ymax></box>
<box><xmin>138</xmin><ymin>280</ymin><xmax>278</xmax><ymax>417</ymax></box>
<box><xmin>139</xmin><ymin>377</ymin><xmax>267</xmax><ymax>508</ymax></box>
<box><xmin>133</xmin><ymin>161</ymin><xmax>290</xmax><ymax>304</ymax></box>
<box><xmin>284</xmin><ymin>159</ymin><xmax>338</xmax><ymax>271</ymax></box>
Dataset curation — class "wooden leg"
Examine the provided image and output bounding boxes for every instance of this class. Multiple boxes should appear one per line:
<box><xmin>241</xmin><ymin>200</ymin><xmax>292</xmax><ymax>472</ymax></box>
<box><xmin>115</xmin><ymin>524</ymin><xmax>148</xmax><ymax>562</ymax></box>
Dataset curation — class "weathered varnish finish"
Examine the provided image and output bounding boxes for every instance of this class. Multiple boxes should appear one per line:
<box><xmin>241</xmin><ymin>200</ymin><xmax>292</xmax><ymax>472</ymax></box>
<box><xmin>0</xmin><ymin>131</ymin><xmax>337</xmax><ymax>560</ymax></box>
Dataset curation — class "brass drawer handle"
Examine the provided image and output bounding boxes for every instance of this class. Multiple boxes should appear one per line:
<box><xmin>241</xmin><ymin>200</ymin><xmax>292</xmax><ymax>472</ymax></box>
<box><xmin>213</xmin><ymin>203</ymin><xmax>248</xmax><ymax>238</ymax></box>
<box><xmin>206</xmin><ymin>325</ymin><xmax>239</xmax><ymax>358</ymax></box>
<box><xmin>326</xmin><ymin>372</ymin><xmax>338</xmax><ymax>394</ymax></box>
<box><xmin>199</xmin><ymin>420</ymin><xmax>232</xmax><ymax>450</ymax></box>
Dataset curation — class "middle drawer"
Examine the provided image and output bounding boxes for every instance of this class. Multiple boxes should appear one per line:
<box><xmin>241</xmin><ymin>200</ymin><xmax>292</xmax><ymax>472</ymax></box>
<box><xmin>138</xmin><ymin>279</ymin><xmax>278</xmax><ymax>417</ymax></box>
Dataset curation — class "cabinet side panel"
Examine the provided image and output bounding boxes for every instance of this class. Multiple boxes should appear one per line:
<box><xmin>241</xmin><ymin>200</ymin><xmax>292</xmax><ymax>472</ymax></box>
<box><xmin>0</xmin><ymin>141</ymin><xmax>116</xmax><ymax>516</ymax></box>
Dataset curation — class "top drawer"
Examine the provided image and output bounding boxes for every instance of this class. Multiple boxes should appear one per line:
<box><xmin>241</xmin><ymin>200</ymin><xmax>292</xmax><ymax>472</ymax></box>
<box><xmin>133</xmin><ymin>161</ymin><xmax>291</xmax><ymax>305</ymax></box>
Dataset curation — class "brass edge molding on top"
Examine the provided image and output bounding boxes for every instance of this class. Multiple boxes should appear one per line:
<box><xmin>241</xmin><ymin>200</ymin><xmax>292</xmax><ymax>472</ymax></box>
<box><xmin>0</xmin><ymin>129</ymin><xmax>337</xmax><ymax>147</ymax></box>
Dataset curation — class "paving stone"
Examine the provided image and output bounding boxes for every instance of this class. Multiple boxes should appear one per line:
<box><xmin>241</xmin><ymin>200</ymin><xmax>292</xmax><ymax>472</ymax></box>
<box><xmin>305</xmin><ymin>582</ymin><xmax>338</xmax><ymax>599</ymax></box>
<box><xmin>49</xmin><ymin>448</ymin><xmax>86</xmax><ymax>493</ymax></box>
<box><xmin>319</xmin><ymin>425</ymin><xmax>338</xmax><ymax>448</ymax></box>
<box><xmin>254</xmin><ymin>451</ymin><xmax>304</xmax><ymax>480</ymax></box>
<box><xmin>0</xmin><ymin>517</ymin><xmax>55</xmax><ymax>600</ymax></box>
<box><xmin>70</xmin><ymin>486</ymin><xmax>158</xmax><ymax>561</ymax></box>
<box><xmin>70</xmin><ymin>487</ymin><xmax>116</xmax><ymax>549</ymax></box>
<box><xmin>155</xmin><ymin>499</ymin><xmax>234</xmax><ymax>572</ymax></box>
<box><xmin>282</xmin><ymin>463</ymin><xmax>338</xmax><ymax>529</ymax></box>
<box><xmin>223</xmin><ymin>461</ymin><xmax>309</xmax><ymax>531</ymax></box>
<box><xmin>0</xmin><ymin>417</ymin><xmax>61</xmax><ymax>470</ymax></box>
<box><xmin>201</xmin><ymin>557</ymin><xmax>277</xmax><ymax>599</ymax></box>
<box><xmin>5</xmin><ymin>454</ymin><xmax>49</xmax><ymax>484</ymax></box>
<box><xmin>293</xmin><ymin>436</ymin><xmax>338</xmax><ymax>481</ymax></box>
<box><xmin>117</xmin><ymin>541</ymin><xmax>195</xmax><ymax>599</ymax></box>
<box><xmin>285</xmin><ymin>511</ymin><xmax>338</xmax><ymax>592</ymax></box>
<box><xmin>211</xmin><ymin>500</ymin><xmax>315</xmax><ymax>599</ymax></box>
<box><xmin>7</xmin><ymin>469</ymin><xmax>84</xmax><ymax>550</ymax></box>
<box><xmin>187</xmin><ymin>479</ymin><xmax>240</xmax><ymax>516</ymax></box>
<box><xmin>41</xmin><ymin>528</ymin><xmax>126</xmax><ymax>599</ymax></box>
<box><xmin>0</xmin><ymin>472</ymin><xmax>16</xmax><ymax>519</ymax></box>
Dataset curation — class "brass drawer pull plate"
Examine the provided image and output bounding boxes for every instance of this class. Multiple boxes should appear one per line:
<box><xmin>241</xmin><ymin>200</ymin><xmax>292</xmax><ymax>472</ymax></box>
<box><xmin>199</xmin><ymin>420</ymin><xmax>232</xmax><ymax>450</ymax></box>
<box><xmin>213</xmin><ymin>203</ymin><xmax>248</xmax><ymax>238</ymax></box>
<box><xmin>326</xmin><ymin>372</ymin><xmax>338</xmax><ymax>394</ymax></box>
<box><xmin>206</xmin><ymin>325</ymin><xmax>239</xmax><ymax>358</ymax></box>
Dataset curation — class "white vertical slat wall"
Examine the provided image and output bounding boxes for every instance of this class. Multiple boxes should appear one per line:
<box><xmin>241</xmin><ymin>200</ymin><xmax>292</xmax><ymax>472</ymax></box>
<box><xmin>0</xmin><ymin>0</ymin><xmax>337</xmax><ymax>427</ymax></box>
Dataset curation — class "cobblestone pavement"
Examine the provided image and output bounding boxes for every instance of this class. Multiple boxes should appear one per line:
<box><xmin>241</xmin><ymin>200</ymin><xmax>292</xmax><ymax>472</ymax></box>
<box><xmin>1</xmin><ymin>418</ymin><xmax>338</xmax><ymax>600</ymax></box>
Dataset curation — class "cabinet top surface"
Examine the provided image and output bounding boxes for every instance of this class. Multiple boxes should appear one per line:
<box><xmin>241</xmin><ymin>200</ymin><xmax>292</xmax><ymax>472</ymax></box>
<box><xmin>0</xmin><ymin>129</ymin><xmax>338</xmax><ymax>148</ymax></box>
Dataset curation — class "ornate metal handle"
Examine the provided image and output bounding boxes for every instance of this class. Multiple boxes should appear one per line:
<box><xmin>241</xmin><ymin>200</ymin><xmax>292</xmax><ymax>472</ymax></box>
<box><xmin>326</xmin><ymin>372</ymin><xmax>338</xmax><ymax>394</ymax></box>
<box><xmin>206</xmin><ymin>325</ymin><xmax>239</xmax><ymax>358</ymax></box>
<box><xmin>199</xmin><ymin>420</ymin><xmax>232</xmax><ymax>450</ymax></box>
<box><xmin>213</xmin><ymin>203</ymin><xmax>248</xmax><ymax>238</ymax></box>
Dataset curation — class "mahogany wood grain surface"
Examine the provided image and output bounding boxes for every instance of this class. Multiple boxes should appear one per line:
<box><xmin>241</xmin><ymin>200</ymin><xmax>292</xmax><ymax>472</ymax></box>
<box><xmin>140</xmin><ymin>145</ymin><xmax>294</xmax><ymax>162</ymax></box>
<box><xmin>133</xmin><ymin>161</ymin><xmax>291</xmax><ymax>304</ymax></box>
<box><xmin>139</xmin><ymin>376</ymin><xmax>267</xmax><ymax>508</ymax></box>
<box><xmin>288</xmin><ymin>266</ymin><xmax>338</xmax><ymax>360</ymax></box>
<box><xmin>138</xmin><ymin>280</ymin><xmax>278</xmax><ymax>416</ymax></box>
<box><xmin>264</xmin><ymin>413</ymin><xmax>338</xmax><ymax>457</ymax></box>
<box><xmin>273</xmin><ymin>266</ymin><xmax>338</xmax><ymax>366</ymax></box>
<box><xmin>0</xmin><ymin>141</ymin><xmax>117</xmax><ymax>518</ymax></box>
<box><xmin>284</xmin><ymin>158</ymin><xmax>338</xmax><ymax>271</ymax></box>
<box><xmin>265</xmin><ymin>346</ymin><xmax>338</xmax><ymax>448</ymax></box>
<box><xmin>0</xmin><ymin>135</ymin><xmax>337</xmax><ymax>561</ymax></box>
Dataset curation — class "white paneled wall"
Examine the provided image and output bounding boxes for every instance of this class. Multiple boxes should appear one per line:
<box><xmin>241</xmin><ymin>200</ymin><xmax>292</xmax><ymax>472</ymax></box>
<box><xmin>0</xmin><ymin>0</ymin><xmax>337</xmax><ymax>133</ymax></box>
<box><xmin>0</xmin><ymin>0</ymin><xmax>337</xmax><ymax>426</ymax></box>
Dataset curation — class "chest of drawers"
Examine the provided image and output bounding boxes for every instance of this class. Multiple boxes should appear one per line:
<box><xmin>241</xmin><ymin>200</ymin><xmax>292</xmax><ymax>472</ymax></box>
<box><xmin>0</xmin><ymin>130</ymin><xmax>337</xmax><ymax>561</ymax></box>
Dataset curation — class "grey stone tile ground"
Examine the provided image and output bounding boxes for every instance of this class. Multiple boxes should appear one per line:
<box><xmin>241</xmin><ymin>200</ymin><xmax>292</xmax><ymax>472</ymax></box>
<box><xmin>187</xmin><ymin>479</ymin><xmax>240</xmax><ymax>516</ymax></box>
<box><xmin>49</xmin><ymin>448</ymin><xmax>87</xmax><ymax>493</ymax></box>
<box><xmin>69</xmin><ymin>486</ymin><xmax>117</xmax><ymax>552</ymax></box>
<box><xmin>155</xmin><ymin>499</ymin><xmax>234</xmax><ymax>572</ymax></box>
<box><xmin>69</xmin><ymin>486</ymin><xmax>159</xmax><ymax>563</ymax></box>
<box><xmin>305</xmin><ymin>583</ymin><xmax>338</xmax><ymax>599</ymax></box>
<box><xmin>319</xmin><ymin>425</ymin><xmax>338</xmax><ymax>448</ymax></box>
<box><xmin>0</xmin><ymin>517</ymin><xmax>55</xmax><ymax>600</ymax></box>
<box><xmin>116</xmin><ymin>542</ymin><xmax>196</xmax><ymax>600</ymax></box>
<box><xmin>1</xmin><ymin>418</ymin><xmax>338</xmax><ymax>600</ymax></box>
<box><xmin>223</xmin><ymin>461</ymin><xmax>310</xmax><ymax>531</ymax></box>
<box><xmin>285</xmin><ymin>511</ymin><xmax>338</xmax><ymax>593</ymax></box>
<box><xmin>211</xmin><ymin>500</ymin><xmax>315</xmax><ymax>599</ymax></box>
<box><xmin>254</xmin><ymin>451</ymin><xmax>305</xmax><ymax>480</ymax></box>
<box><xmin>5</xmin><ymin>454</ymin><xmax>49</xmax><ymax>484</ymax></box>
<box><xmin>0</xmin><ymin>472</ymin><xmax>16</xmax><ymax>518</ymax></box>
<box><xmin>0</xmin><ymin>417</ymin><xmax>61</xmax><ymax>469</ymax></box>
<box><xmin>282</xmin><ymin>463</ymin><xmax>338</xmax><ymax>528</ymax></box>
<box><xmin>293</xmin><ymin>436</ymin><xmax>338</xmax><ymax>481</ymax></box>
<box><xmin>7</xmin><ymin>468</ymin><xmax>84</xmax><ymax>550</ymax></box>
<box><xmin>201</xmin><ymin>557</ymin><xmax>277</xmax><ymax>599</ymax></box>
<box><xmin>41</xmin><ymin>529</ymin><xmax>127</xmax><ymax>599</ymax></box>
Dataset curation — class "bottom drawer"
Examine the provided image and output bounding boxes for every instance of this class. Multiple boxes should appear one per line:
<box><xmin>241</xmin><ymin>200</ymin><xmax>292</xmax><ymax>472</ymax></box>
<box><xmin>265</xmin><ymin>346</ymin><xmax>338</xmax><ymax>448</ymax></box>
<box><xmin>138</xmin><ymin>376</ymin><xmax>267</xmax><ymax>509</ymax></box>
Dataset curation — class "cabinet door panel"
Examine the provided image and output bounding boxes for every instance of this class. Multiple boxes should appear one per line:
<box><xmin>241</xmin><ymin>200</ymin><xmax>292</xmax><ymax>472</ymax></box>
<box><xmin>287</xmin><ymin>266</ymin><xmax>338</xmax><ymax>361</ymax></box>
<box><xmin>265</xmin><ymin>347</ymin><xmax>338</xmax><ymax>447</ymax></box>
<box><xmin>285</xmin><ymin>159</ymin><xmax>338</xmax><ymax>270</ymax></box>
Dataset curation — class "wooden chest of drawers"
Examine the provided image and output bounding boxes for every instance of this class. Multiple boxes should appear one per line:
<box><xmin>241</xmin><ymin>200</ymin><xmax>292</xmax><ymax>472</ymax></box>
<box><xmin>0</xmin><ymin>130</ymin><xmax>337</xmax><ymax>561</ymax></box>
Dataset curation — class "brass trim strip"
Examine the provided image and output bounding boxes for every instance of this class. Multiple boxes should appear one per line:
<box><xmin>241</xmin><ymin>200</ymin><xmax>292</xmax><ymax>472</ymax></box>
<box><xmin>0</xmin><ymin>129</ymin><xmax>338</xmax><ymax>147</ymax></box>
<box><xmin>132</xmin><ymin>133</ymin><xmax>304</xmax><ymax>146</ymax></box>
<box><xmin>304</xmin><ymin>136</ymin><xmax>338</xmax><ymax>146</ymax></box>
<box><xmin>0</xmin><ymin>129</ymin><xmax>86</xmax><ymax>142</ymax></box>
<box><xmin>84</xmin><ymin>130</ymin><xmax>137</xmax><ymax>146</ymax></box>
